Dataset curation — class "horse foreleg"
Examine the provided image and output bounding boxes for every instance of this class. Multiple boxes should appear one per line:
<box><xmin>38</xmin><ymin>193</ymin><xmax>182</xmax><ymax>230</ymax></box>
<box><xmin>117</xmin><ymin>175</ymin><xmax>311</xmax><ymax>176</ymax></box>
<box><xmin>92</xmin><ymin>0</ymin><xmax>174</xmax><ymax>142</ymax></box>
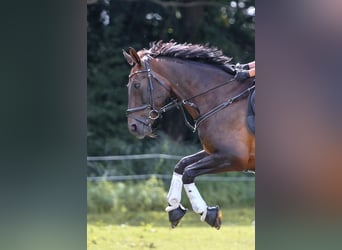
<box><xmin>166</xmin><ymin>172</ymin><xmax>183</xmax><ymax>210</ymax></box>
<box><xmin>166</xmin><ymin>150</ymin><xmax>207</xmax><ymax>208</ymax></box>
<box><xmin>166</xmin><ymin>150</ymin><xmax>207</xmax><ymax>228</ymax></box>
<box><xmin>182</xmin><ymin>153</ymin><xmax>233</xmax><ymax>229</ymax></box>
<box><xmin>184</xmin><ymin>182</ymin><xmax>222</xmax><ymax>229</ymax></box>
<box><xmin>165</xmin><ymin>172</ymin><xmax>187</xmax><ymax>228</ymax></box>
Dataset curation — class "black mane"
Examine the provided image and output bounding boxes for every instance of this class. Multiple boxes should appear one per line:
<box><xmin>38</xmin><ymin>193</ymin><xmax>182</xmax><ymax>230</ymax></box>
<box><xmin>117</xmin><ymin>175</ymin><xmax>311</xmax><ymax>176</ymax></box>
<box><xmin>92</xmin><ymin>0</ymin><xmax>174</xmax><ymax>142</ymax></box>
<box><xmin>143</xmin><ymin>40</ymin><xmax>235</xmax><ymax>74</ymax></box>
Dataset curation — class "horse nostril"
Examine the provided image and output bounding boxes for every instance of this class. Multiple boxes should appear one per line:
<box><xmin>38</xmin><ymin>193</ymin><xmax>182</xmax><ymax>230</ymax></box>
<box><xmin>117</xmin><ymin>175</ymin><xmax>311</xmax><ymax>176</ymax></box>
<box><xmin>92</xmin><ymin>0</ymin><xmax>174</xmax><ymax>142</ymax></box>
<box><xmin>131</xmin><ymin>124</ymin><xmax>137</xmax><ymax>132</ymax></box>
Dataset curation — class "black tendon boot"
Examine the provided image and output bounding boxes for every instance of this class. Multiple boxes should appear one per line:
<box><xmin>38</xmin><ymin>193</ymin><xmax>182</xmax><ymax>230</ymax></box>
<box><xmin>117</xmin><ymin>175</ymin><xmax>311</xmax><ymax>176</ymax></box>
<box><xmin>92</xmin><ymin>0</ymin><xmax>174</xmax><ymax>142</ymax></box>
<box><xmin>204</xmin><ymin>206</ymin><xmax>222</xmax><ymax>230</ymax></box>
<box><xmin>168</xmin><ymin>204</ymin><xmax>188</xmax><ymax>228</ymax></box>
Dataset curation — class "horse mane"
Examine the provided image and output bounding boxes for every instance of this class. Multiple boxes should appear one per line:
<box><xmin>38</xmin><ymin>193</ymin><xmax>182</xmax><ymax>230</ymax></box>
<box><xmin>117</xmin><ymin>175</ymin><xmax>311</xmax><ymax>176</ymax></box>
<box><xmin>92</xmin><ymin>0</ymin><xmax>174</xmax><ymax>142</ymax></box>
<box><xmin>142</xmin><ymin>40</ymin><xmax>235</xmax><ymax>75</ymax></box>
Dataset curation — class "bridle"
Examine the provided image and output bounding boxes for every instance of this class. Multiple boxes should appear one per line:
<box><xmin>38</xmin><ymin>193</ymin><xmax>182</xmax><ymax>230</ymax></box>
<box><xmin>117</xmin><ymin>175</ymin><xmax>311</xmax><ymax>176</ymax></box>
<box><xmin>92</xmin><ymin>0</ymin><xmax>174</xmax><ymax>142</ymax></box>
<box><xmin>126</xmin><ymin>60</ymin><xmax>255</xmax><ymax>132</ymax></box>
<box><xmin>126</xmin><ymin>61</ymin><xmax>171</xmax><ymax>127</ymax></box>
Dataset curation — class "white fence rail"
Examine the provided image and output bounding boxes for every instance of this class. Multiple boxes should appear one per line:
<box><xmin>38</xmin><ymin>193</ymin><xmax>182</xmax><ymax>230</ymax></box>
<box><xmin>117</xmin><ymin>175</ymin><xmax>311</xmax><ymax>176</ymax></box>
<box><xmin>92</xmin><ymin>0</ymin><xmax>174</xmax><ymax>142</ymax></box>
<box><xmin>87</xmin><ymin>154</ymin><xmax>255</xmax><ymax>182</ymax></box>
<box><xmin>87</xmin><ymin>154</ymin><xmax>183</xmax><ymax>161</ymax></box>
<box><xmin>87</xmin><ymin>174</ymin><xmax>254</xmax><ymax>182</ymax></box>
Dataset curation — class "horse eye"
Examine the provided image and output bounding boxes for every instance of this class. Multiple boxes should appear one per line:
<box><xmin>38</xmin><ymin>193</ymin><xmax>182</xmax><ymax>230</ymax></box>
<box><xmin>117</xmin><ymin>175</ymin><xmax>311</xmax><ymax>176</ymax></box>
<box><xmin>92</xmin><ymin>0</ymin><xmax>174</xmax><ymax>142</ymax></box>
<box><xmin>133</xmin><ymin>83</ymin><xmax>140</xmax><ymax>89</ymax></box>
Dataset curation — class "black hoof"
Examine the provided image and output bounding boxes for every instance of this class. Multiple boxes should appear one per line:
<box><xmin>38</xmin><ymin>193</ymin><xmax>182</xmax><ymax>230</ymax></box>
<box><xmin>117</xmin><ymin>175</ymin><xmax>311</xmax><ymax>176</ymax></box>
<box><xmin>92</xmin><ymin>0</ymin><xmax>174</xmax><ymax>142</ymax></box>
<box><xmin>204</xmin><ymin>206</ymin><xmax>222</xmax><ymax>230</ymax></box>
<box><xmin>168</xmin><ymin>205</ymin><xmax>187</xmax><ymax>228</ymax></box>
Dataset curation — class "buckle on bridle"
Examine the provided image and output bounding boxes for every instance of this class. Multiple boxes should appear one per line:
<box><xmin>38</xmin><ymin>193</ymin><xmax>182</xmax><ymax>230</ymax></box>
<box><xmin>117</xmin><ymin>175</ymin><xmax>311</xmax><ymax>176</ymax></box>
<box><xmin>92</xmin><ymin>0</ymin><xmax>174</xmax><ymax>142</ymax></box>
<box><xmin>148</xmin><ymin>109</ymin><xmax>160</xmax><ymax>120</ymax></box>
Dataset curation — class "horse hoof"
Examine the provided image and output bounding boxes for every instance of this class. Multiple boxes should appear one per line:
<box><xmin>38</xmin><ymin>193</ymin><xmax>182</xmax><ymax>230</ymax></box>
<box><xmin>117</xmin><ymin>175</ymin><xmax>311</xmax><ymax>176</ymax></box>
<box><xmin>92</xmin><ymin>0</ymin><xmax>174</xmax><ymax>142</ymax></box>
<box><xmin>168</xmin><ymin>205</ymin><xmax>188</xmax><ymax>228</ymax></box>
<box><xmin>204</xmin><ymin>206</ymin><xmax>222</xmax><ymax>230</ymax></box>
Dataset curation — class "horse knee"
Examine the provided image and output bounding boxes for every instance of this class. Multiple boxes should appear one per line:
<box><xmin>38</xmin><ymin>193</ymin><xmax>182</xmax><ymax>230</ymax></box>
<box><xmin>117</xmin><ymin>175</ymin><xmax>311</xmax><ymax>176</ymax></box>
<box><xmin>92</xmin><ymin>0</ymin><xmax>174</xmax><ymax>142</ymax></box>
<box><xmin>182</xmin><ymin>170</ymin><xmax>195</xmax><ymax>184</ymax></box>
<box><xmin>174</xmin><ymin>157</ymin><xmax>190</xmax><ymax>175</ymax></box>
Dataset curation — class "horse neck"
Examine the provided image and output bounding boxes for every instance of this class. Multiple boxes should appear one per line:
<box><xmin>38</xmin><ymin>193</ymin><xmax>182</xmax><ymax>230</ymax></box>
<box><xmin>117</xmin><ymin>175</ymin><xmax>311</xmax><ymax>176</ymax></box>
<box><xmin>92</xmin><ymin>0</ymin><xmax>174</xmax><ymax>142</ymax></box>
<box><xmin>151</xmin><ymin>58</ymin><xmax>238</xmax><ymax>116</ymax></box>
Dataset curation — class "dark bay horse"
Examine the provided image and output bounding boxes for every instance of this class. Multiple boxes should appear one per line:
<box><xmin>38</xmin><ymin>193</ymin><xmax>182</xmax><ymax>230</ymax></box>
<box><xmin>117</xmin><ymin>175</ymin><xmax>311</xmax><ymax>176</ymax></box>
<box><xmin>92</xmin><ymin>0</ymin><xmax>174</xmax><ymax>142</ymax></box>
<box><xmin>123</xmin><ymin>41</ymin><xmax>255</xmax><ymax>229</ymax></box>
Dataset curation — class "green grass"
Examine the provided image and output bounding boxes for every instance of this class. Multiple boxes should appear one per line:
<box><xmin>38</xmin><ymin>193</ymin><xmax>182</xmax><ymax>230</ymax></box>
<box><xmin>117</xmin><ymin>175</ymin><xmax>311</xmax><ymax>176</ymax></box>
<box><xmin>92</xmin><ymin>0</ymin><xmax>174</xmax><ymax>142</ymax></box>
<box><xmin>88</xmin><ymin>207</ymin><xmax>255</xmax><ymax>250</ymax></box>
<box><xmin>88</xmin><ymin>224</ymin><xmax>254</xmax><ymax>250</ymax></box>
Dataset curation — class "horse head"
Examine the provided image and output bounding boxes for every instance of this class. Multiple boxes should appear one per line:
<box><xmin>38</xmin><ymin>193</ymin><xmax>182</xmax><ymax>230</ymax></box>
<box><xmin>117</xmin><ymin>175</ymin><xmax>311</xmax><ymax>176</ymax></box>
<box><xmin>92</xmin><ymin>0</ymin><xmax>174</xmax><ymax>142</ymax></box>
<box><xmin>123</xmin><ymin>47</ymin><xmax>171</xmax><ymax>139</ymax></box>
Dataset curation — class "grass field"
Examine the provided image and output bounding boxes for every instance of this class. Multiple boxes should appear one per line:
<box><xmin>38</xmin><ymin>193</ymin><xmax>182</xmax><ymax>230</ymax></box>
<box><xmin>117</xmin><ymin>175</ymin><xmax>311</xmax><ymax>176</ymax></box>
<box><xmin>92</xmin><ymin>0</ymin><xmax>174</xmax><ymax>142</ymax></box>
<box><xmin>88</xmin><ymin>207</ymin><xmax>255</xmax><ymax>250</ymax></box>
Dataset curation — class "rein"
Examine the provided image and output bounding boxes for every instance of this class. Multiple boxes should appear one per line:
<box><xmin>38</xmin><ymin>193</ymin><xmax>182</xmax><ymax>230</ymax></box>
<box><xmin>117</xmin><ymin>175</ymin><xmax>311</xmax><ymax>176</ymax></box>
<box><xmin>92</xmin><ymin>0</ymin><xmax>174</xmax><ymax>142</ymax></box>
<box><xmin>127</xmin><ymin>61</ymin><xmax>255</xmax><ymax>132</ymax></box>
<box><xmin>191</xmin><ymin>84</ymin><xmax>255</xmax><ymax>132</ymax></box>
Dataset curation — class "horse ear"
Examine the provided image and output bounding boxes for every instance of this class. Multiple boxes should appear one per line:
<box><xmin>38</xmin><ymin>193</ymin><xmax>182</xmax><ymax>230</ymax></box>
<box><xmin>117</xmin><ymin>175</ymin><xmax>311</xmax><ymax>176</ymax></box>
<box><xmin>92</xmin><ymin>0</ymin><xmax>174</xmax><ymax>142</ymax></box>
<box><xmin>129</xmin><ymin>47</ymin><xmax>141</xmax><ymax>66</ymax></box>
<box><xmin>122</xmin><ymin>49</ymin><xmax>134</xmax><ymax>66</ymax></box>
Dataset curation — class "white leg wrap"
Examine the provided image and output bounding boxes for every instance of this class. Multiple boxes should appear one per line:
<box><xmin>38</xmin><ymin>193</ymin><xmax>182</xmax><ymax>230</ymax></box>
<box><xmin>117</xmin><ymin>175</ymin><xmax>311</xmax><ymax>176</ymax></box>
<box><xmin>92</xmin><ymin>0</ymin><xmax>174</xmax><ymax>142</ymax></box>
<box><xmin>165</xmin><ymin>173</ymin><xmax>183</xmax><ymax>212</ymax></box>
<box><xmin>184</xmin><ymin>183</ymin><xmax>207</xmax><ymax>214</ymax></box>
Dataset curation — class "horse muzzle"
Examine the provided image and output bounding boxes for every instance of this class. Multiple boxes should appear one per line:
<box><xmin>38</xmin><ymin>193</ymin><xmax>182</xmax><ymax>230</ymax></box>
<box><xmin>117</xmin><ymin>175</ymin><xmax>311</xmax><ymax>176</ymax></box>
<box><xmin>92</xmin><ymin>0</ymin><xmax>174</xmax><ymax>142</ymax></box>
<box><xmin>128</xmin><ymin>117</ymin><xmax>153</xmax><ymax>139</ymax></box>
